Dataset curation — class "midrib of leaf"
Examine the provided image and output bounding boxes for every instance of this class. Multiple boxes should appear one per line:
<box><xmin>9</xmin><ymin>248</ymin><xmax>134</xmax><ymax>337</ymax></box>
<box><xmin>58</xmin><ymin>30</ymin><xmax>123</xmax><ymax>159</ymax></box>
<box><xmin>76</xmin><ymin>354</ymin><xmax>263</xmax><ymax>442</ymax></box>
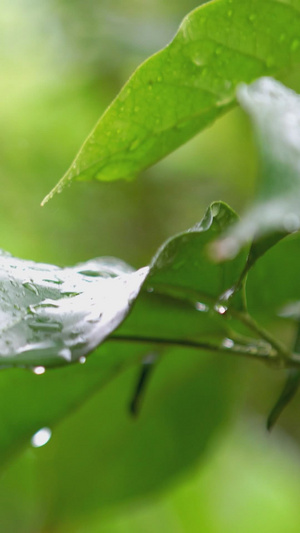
<box><xmin>43</xmin><ymin>0</ymin><xmax>300</xmax><ymax>203</ymax></box>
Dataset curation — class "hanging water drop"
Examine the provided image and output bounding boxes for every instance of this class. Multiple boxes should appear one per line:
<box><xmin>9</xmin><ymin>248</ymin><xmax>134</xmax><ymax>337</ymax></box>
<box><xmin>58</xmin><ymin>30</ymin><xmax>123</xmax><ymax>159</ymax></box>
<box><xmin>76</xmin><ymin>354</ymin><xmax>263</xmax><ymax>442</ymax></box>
<box><xmin>22</xmin><ymin>281</ymin><xmax>39</xmax><ymax>296</ymax></box>
<box><xmin>31</xmin><ymin>427</ymin><xmax>52</xmax><ymax>448</ymax></box>
<box><xmin>58</xmin><ymin>348</ymin><xmax>72</xmax><ymax>362</ymax></box>
<box><xmin>79</xmin><ymin>356</ymin><xmax>86</xmax><ymax>364</ymax></box>
<box><xmin>32</xmin><ymin>366</ymin><xmax>46</xmax><ymax>375</ymax></box>
<box><xmin>222</xmin><ymin>338</ymin><xmax>234</xmax><ymax>349</ymax></box>
<box><xmin>214</xmin><ymin>303</ymin><xmax>227</xmax><ymax>315</ymax></box>
<box><xmin>195</xmin><ymin>302</ymin><xmax>208</xmax><ymax>312</ymax></box>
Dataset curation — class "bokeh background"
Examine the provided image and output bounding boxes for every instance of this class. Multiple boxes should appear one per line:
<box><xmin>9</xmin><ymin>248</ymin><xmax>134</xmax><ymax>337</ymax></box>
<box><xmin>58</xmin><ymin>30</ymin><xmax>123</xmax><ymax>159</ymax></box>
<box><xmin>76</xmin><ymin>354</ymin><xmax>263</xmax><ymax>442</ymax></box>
<box><xmin>2</xmin><ymin>0</ymin><xmax>300</xmax><ymax>531</ymax></box>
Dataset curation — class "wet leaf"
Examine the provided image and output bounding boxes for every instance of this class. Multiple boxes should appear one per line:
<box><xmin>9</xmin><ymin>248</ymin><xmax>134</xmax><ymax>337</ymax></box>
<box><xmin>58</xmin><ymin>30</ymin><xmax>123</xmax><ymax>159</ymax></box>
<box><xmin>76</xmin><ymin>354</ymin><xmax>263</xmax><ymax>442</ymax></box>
<box><xmin>215</xmin><ymin>77</ymin><xmax>300</xmax><ymax>261</ymax></box>
<box><xmin>42</xmin><ymin>0</ymin><xmax>300</xmax><ymax>203</ymax></box>
<box><xmin>0</xmin><ymin>251</ymin><xmax>148</xmax><ymax>367</ymax></box>
<box><xmin>0</xmin><ymin>202</ymin><xmax>250</xmax><ymax>369</ymax></box>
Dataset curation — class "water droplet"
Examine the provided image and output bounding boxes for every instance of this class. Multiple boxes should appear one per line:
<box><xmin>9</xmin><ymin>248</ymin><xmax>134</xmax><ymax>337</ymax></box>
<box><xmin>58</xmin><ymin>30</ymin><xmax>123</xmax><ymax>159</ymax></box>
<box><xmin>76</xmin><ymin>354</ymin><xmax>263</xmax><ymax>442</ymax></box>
<box><xmin>220</xmin><ymin>286</ymin><xmax>235</xmax><ymax>302</ymax></box>
<box><xmin>29</xmin><ymin>320</ymin><xmax>63</xmax><ymax>332</ymax></box>
<box><xmin>147</xmin><ymin>287</ymin><xmax>154</xmax><ymax>293</ymax></box>
<box><xmin>129</xmin><ymin>138</ymin><xmax>141</xmax><ymax>151</ymax></box>
<box><xmin>192</xmin><ymin>53</ymin><xmax>205</xmax><ymax>67</ymax></box>
<box><xmin>291</xmin><ymin>39</ymin><xmax>300</xmax><ymax>51</ymax></box>
<box><xmin>214</xmin><ymin>304</ymin><xmax>227</xmax><ymax>315</ymax></box>
<box><xmin>222</xmin><ymin>338</ymin><xmax>234</xmax><ymax>348</ymax></box>
<box><xmin>79</xmin><ymin>356</ymin><xmax>86</xmax><ymax>364</ymax></box>
<box><xmin>283</xmin><ymin>213</ymin><xmax>300</xmax><ymax>232</ymax></box>
<box><xmin>195</xmin><ymin>302</ymin><xmax>208</xmax><ymax>312</ymax></box>
<box><xmin>23</xmin><ymin>281</ymin><xmax>39</xmax><ymax>295</ymax></box>
<box><xmin>43</xmin><ymin>278</ymin><xmax>63</xmax><ymax>285</ymax></box>
<box><xmin>31</xmin><ymin>427</ymin><xmax>52</xmax><ymax>448</ymax></box>
<box><xmin>58</xmin><ymin>348</ymin><xmax>72</xmax><ymax>362</ymax></box>
<box><xmin>32</xmin><ymin>366</ymin><xmax>46</xmax><ymax>375</ymax></box>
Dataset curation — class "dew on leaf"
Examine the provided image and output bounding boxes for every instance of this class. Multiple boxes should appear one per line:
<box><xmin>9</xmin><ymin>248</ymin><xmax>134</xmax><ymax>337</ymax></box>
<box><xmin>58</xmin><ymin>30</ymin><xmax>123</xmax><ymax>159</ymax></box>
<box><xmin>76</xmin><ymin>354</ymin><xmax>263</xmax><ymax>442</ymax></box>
<box><xmin>29</xmin><ymin>320</ymin><xmax>63</xmax><ymax>333</ymax></box>
<box><xmin>146</xmin><ymin>287</ymin><xmax>154</xmax><ymax>293</ymax></box>
<box><xmin>214</xmin><ymin>304</ymin><xmax>227</xmax><ymax>315</ymax></box>
<box><xmin>129</xmin><ymin>139</ymin><xmax>141</xmax><ymax>152</ymax></box>
<box><xmin>22</xmin><ymin>281</ymin><xmax>39</xmax><ymax>296</ymax></box>
<box><xmin>79</xmin><ymin>356</ymin><xmax>86</xmax><ymax>364</ymax></box>
<box><xmin>58</xmin><ymin>348</ymin><xmax>72</xmax><ymax>362</ymax></box>
<box><xmin>195</xmin><ymin>302</ymin><xmax>208</xmax><ymax>312</ymax></box>
<box><xmin>222</xmin><ymin>338</ymin><xmax>234</xmax><ymax>348</ymax></box>
<box><xmin>192</xmin><ymin>53</ymin><xmax>205</xmax><ymax>67</ymax></box>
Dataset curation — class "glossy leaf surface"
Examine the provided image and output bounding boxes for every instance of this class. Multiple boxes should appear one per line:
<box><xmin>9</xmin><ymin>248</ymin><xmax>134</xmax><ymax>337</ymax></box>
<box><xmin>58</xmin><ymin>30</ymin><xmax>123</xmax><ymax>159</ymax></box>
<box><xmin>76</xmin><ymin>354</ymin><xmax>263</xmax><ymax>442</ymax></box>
<box><xmin>43</xmin><ymin>0</ymin><xmax>300</xmax><ymax>203</ymax></box>
<box><xmin>0</xmin><ymin>251</ymin><xmax>148</xmax><ymax>367</ymax></box>
<box><xmin>0</xmin><ymin>202</ymin><xmax>249</xmax><ymax>369</ymax></box>
<box><xmin>216</xmin><ymin>77</ymin><xmax>300</xmax><ymax>260</ymax></box>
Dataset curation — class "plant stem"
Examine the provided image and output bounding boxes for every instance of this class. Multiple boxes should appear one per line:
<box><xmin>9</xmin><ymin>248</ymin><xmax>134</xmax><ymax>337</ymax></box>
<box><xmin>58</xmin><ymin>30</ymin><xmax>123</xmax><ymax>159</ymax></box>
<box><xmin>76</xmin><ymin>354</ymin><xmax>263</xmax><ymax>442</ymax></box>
<box><xmin>234</xmin><ymin>311</ymin><xmax>291</xmax><ymax>362</ymax></box>
<box><xmin>109</xmin><ymin>333</ymin><xmax>277</xmax><ymax>364</ymax></box>
<box><xmin>109</xmin><ymin>332</ymin><xmax>300</xmax><ymax>369</ymax></box>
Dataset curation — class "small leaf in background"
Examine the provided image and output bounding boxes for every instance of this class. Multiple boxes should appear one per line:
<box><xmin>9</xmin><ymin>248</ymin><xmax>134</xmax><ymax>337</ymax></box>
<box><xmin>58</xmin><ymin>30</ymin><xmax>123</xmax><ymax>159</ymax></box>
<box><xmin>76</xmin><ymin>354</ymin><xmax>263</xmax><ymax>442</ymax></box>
<box><xmin>215</xmin><ymin>77</ymin><xmax>300</xmax><ymax>261</ymax></box>
<box><xmin>267</xmin><ymin>369</ymin><xmax>300</xmax><ymax>430</ymax></box>
<box><xmin>267</xmin><ymin>325</ymin><xmax>300</xmax><ymax>429</ymax></box>
<box><xmin>42</xmin><ymin>0</ymin><xmax>300</xmax><ymax>203</ymax></box>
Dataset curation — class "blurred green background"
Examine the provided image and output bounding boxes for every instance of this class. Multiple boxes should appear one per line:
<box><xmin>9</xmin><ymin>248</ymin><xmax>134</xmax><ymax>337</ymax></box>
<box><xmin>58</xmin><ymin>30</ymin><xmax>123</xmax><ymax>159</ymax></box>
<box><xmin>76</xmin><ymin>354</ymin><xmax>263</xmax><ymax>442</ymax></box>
<box><xmin>2</xmin><ymin>0</ymin><xmax>300</xmax><ymax>531</ymax></box>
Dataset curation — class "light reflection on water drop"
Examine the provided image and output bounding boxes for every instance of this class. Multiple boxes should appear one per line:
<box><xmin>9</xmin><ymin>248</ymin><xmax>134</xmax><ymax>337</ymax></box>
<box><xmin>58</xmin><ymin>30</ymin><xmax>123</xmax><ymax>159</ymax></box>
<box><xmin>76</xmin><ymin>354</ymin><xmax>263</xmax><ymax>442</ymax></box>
<box><xmin>195</xmin><ymin>302</ymin><xmax>208</xmax><ymax>312</ymax></box>
<box><xmin>222</xmin><ymin>338</ymin><xmax>234</xmax><ymax>348</ymax></box>
<box><xmin>58</xmin><ymin>348</ymin><xmax>72</xmax><ymax>362</ymax></box>
<box><xmin>31</xmin><ymin>427</ymin><xmax>52</xmax><ymax>448</ymax></box>
<box><xmin>215</xmin><ymin>304</ymin><xmax>227</xmax><ymax>315</ymax></box>
<box><xmin>79</xmin><ymin>356</ymin><xmax>86</xmax><ymax>364</ymax></box>
<box><xmin>32</xmin><ymin>366</ymin><xmax>46</xmax><ymax>375</ymax></box>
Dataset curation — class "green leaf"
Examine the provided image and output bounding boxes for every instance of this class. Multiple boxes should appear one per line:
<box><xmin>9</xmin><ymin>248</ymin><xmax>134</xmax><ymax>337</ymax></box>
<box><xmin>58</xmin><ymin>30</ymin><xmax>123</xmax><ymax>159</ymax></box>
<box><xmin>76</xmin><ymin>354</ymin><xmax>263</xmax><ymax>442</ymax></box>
<box><xmin>215</xmin><ymin>77</ymin><xmax>300</xmax><ymax>261</ymax></box>
<box><xmin>267</xmin><ymin>368</ymin><xmax>300</xmax><ymax>430</ymax></box>
<box><xmin>246</xmin><ymin>233</ymin><xmax>300</xmax><ymax>317</ymax></box>
<box><xmin>0</xmin><ymin>342</ymin><xmax>143</xmax><ymax>467</ymax></box>
<box><xmin>42</xmin><ymin>0</ymin><xmax>300</xmax><ymax>203</ymax></box>
<box><xmin>0</xmin><ymin>251</ymin><xmax>148</xmax><ymax>367</ymax></box>
<box><xmin>0</xmin><ymin>347</ymin><xmax>238</xmax><ymax>528</ymax></box>
<box><xmin>0</xmin><ymin>202</ymin><xmax>252</xmax><ymax>369</ymax></box>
